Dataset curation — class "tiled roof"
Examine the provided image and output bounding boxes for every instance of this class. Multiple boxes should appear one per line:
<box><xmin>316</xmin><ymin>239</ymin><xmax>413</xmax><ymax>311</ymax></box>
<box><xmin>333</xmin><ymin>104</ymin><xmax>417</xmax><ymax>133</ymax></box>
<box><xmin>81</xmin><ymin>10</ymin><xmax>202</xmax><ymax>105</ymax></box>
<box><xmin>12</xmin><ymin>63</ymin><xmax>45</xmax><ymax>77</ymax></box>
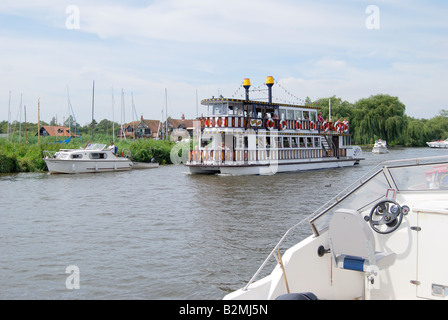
<box><xmin>168</xmin><ymin>118</ymin><xmax>195</xmax><ymax>129</ymax></box>
<box><xmin>40</xmin><ymin>126</ymin><xmax>77</xmax><ymax>137</ymax></box>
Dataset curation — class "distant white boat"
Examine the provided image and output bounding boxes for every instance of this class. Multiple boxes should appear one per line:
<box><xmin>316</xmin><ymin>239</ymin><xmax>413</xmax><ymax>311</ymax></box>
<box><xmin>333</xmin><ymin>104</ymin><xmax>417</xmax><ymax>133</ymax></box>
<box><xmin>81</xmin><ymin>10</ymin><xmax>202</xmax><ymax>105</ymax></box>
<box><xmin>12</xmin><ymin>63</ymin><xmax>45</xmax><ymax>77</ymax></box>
<box><xmin>372</xmin><ymin>139</ymin><xmax>389</xmax><ymax>154</ymax></box>
<box><xmin>427</xmin><ymin>139</ymin><xmax>448</xmax><ymax>148</ymax></box>
<box><xmin>43</xmin><ymin>143</ymin><xmax>133</xmax><ymax>174</ymax></box>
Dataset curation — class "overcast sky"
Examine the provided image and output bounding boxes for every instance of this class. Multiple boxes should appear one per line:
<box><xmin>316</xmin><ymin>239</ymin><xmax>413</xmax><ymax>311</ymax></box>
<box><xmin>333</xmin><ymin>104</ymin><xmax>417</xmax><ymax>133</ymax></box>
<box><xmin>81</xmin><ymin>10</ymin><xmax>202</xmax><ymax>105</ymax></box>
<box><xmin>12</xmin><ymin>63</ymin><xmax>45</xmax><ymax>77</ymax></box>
<box><xmin>1</xmin><ymin>0</ymin><xmax>447</xmax><ymax>125</ymax></box>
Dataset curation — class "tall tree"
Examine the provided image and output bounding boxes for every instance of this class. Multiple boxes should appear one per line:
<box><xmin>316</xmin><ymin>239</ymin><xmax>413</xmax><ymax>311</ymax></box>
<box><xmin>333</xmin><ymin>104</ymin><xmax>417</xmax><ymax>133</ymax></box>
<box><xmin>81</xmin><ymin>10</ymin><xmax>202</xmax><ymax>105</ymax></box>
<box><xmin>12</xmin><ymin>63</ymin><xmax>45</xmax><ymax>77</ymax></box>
<box><xmin>351</xmin><ymin>94</ymin><xmax>407</xmax><ymax>145</ymax></box>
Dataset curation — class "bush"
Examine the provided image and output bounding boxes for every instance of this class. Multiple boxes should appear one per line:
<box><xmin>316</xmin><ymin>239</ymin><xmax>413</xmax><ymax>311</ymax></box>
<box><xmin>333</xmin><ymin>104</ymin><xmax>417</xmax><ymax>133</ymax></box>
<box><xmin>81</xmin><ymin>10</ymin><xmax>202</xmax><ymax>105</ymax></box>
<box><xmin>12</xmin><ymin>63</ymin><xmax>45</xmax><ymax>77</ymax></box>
<box><xmin>0</xmin><ymin>154</ymin><xmax>19</xmax><ymax>173</ymax></box>
<box><xmin>0</xmin><ymin>136</ymin><xmax>175</xmax><ymax>173</ymax></box>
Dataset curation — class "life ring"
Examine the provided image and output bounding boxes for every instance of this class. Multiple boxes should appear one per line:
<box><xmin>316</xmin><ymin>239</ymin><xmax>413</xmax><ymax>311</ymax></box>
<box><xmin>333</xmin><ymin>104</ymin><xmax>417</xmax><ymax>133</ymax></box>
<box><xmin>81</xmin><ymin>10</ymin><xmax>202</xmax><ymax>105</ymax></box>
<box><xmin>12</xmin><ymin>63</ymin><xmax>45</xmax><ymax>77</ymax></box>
<box><xmin>309</xmin><ymin>121</ymin><xmax>315</xmax><ymax>130</ymax></box>
<box><xmin>335</xmin><ymin>123</ymin><xmax>342</xmax><ymax>133</ymax></box>
<box><xmin>343</xmin><ymin>122</ymin><xmax>349</xmax><ymax>133</ymax></box>
<box><xmin>320</xmin><ymin>121</ymin><xmax>326</xmax><ymax>132</ymax></box>
<box><xmin>335</xmin><ymin>121</ymin><xmax>345</xmax><ymax>133</ymax></box>
<box><xmin>266</xmin><ymin>118</ymin><xmax>275</xmax><ymax>129</ymax></box>
<box><xmin>280</xmin><ymin>120</ymin><xmax>287</xmax><ymax>131</ymax></box>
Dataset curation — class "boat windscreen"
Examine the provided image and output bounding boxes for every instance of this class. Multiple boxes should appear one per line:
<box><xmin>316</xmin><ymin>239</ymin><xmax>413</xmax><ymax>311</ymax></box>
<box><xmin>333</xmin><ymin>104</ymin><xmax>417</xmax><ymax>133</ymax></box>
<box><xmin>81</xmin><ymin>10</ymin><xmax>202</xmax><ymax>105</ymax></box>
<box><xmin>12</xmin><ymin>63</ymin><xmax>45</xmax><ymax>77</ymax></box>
<box><xmin>311</xmin><ymin>170</ymin><xmax>391</xmax><ymax>234</ymax></box>
<box><xmin>85</xmin><ymin>143</ymin><xmax>106</xmax><ymax>150</ymax></box>
<box><xmin>388</xmin><ymin>163</ymin><xmax>448</xmax><ymax>191</ymax></box>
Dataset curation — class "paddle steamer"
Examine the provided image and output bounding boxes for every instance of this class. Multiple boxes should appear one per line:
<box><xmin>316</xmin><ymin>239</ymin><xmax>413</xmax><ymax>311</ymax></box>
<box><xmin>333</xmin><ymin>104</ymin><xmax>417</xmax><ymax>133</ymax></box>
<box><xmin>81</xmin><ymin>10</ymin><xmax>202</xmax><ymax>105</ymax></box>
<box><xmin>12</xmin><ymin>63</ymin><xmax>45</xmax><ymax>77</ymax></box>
<box><xmin>186</xmin><ymin>77</ymin><xmax>363</xmax><ymax>175</ymax></box>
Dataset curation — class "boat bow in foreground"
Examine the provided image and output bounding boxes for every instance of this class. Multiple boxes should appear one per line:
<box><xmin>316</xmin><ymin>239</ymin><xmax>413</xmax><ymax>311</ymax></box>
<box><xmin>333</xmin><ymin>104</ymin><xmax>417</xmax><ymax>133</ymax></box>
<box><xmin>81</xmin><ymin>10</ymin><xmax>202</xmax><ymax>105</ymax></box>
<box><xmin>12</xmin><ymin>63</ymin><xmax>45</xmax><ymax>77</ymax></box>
<box><xmin>224</xmin><ymin>155</ymin><xmax>448</xmax><ymax>300</ymax></box>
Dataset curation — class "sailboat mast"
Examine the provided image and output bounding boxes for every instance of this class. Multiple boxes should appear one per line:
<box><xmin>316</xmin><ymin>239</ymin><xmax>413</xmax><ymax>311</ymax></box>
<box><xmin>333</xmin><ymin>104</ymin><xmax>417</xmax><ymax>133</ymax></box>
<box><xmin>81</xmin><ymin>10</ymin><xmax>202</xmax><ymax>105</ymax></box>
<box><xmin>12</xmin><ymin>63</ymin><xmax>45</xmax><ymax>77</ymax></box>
<box><xmin>67</xmin><ymin>85</ymin><xmax>71</xmax><ymax>136</ymax></box>
<box><xmin>196</xmin><ymin>89</ymin><xmax>199</xmax><ymax>118</ymax></box>
<box><xmin>24</xmin><ymin>105</ymin><xmax>27</xmax><ymax>143</ymax></box>
<box><xmin>111</xmin><ymin>87</ymin><xmax>115</xmax><ymax>142</ymax></box>
<box><xmin>91</xmin><ymin>80</ymin><xmax>95</xmax><ymax>140</ymax></box>
<box><xmin>38</xmin><ymin>98</ymin><xmax>41</xmax><ymax>144</ymax></box>
<box><xmin>7</xmin><ymin>91</ymin><xmax>11</xmax><ymax>140</ymax></box>
<box><xmin>132</xmin><ymin>92</ymin><xmax>135</xmax><ymax>140</ymax></box>
<box><xmin>165</xmin><ymin>88</ymin><xmax>168</xmax><ymax>141</ymax></box>
<box><xmin>121</xmin><ymin>89</ymin><xmax>126</xmax><ymax>140</ymax></box>
<box><xmin>19</xmin><ymin>94</ymin><xmax>22</xmax><ymax>142</ymax></box>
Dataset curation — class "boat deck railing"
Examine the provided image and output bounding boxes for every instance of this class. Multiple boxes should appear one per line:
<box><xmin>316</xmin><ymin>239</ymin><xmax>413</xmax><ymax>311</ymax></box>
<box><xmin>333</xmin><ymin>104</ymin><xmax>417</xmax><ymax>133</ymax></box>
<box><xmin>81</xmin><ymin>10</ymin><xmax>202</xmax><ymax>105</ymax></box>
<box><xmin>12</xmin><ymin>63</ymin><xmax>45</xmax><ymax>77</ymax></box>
<box><xmin>199</xmin><ymin>116</ymin><xmax>349</xmax><ymax>134</ymax></box>
<box><xmin>189</xmin><ymin>148</ymin><xmax>347</xmax><ymax>166</ymax></box>
<box><xmin>43</xmin><ymin>150</ymin><xmax>57</xmax><ymax>159</ymax></box>
<box><xmin>242</xmin><ymin>155</ymin><xmax>448</xmax><ymax>291</ymax></box>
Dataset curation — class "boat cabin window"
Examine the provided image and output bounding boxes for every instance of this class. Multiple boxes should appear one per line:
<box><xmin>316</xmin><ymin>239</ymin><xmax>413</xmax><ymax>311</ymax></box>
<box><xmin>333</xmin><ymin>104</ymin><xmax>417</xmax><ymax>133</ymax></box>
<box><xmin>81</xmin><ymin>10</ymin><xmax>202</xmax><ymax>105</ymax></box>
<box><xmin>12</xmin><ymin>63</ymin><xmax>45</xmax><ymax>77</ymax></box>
<box><xmin>274</xmin><ymin>137</ymin><xmax>281</xmax><ymax>148</ymax></box>
<box><xmin>299</xmin><ymin>137</ymin><xmax>306</xmax><ymax>148</ymax></box>
<box><xmin>283</xmin><ymin>137</ymin><xmax>290</xmax><ymax>148</ymax></box>
<box><xmin>287</xmin><ymin>109</ymin><xmax>295</xmax><ymax>120</ymax></box>
<box><xmin>310</xmin><ymin>111</ymin><xmax>317</xmax><ymax>122</ymax></box>
<box><xmin>303</xmin><ymin>111</ymin><xmax>310</xmax><ymax>120</ymax></box>
<box><xmin>71</xmin><ymin>154</ymin><xmax>83</xmax><ymax>159</ymax></box>
<box><xmin>90</xmin><ymin>153</ymin><xmax>107</xmax><ymax>160</ymax></box>
<box><xmin>307</xmin><ymin>137</ymin><xmax>313</xmax><ymax>148</ymax></box>
<box><xmin>257</xmin><ymin>136</ymin><xmax>266</xmax><ymax>148</ymax></box>
<box><xmin>228</xmin><ymin>104</ymin><xmax>243</xmax><ymax>115</ymax></box>
<box><xmin>208</xmin><ymin>103</ymin><xmax>228</xmax><ymax>116</ymax></box>
<box><xmin>243</xmin><ymin>136</ymin><xmax>249</xmax><ymax>149</ymax></box>
<box><xmin>314</xmin><ymin>137</ymin><xmax>320</xmax><ymax>147</ymax></box>
<box><xmin>279</xmin><ymin>108</ymin><xmax>286</xmax><ymax>120</ymax></box>
<box><xmin>295</xmin><ymin>110</ymin><xmax>303</xmax><ymax>120</ymax></box>
<box><xmin>291</xmin><ymin>137</ymin><xmax>298</xmax><ymax>148</ymax></box>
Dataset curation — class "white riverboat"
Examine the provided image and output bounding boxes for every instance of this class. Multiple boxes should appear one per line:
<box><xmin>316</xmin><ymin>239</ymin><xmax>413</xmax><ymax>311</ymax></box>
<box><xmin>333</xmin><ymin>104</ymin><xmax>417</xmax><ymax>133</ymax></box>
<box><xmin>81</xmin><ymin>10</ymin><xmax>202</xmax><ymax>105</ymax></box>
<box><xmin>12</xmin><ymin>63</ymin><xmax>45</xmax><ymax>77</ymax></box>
<box><xmin>372</xmin><ymin>139</ymin><xmax>389</xmax><ymax>154</ymax></box>
<box><xmin>427</xmin><ymin>139</ymin><xmax>448</xmax><ymax>148</ymax></box>
<box><xmin>43</xmin><ymin>143</ymin><xmax>133</xmax><ymax>174</ymax></box>
<box><xmin>224</xmin><ymin>155</ymin><xmax>448</xmax><ymax>300</ymax></box>
<box><xmin>186</xmin><ymin>77</ymin><xmax>363</xmax><ymax>175</ymax></box>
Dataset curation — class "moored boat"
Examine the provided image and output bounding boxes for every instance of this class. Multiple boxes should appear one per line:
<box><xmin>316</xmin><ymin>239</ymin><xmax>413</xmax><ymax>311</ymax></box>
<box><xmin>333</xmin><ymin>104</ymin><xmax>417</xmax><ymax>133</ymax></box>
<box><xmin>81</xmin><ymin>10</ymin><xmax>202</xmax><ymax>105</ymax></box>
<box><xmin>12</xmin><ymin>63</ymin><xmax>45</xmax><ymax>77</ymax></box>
<box><xmin>186</xmin><ymin>77</ymin><xmax>363</xmax><ymax>175</ymax></box>
<box><xmin>426</xmin><ymin>139</ymin><xmax>448</xmax><ymax>148</ymax></box>
<box><xmin>372</xmin><ymin>139</ymin><xmax>389</xmax><ymax>154</ymax></box>
<box><xmin>43</xmin><ymin>143</ymin><xmax>133</xmax><ymax>174</ymax></box>
<box><xmin>223</xmin><ymin>155</ymin><xmax>448</xmax><ymax>300</ymax></box>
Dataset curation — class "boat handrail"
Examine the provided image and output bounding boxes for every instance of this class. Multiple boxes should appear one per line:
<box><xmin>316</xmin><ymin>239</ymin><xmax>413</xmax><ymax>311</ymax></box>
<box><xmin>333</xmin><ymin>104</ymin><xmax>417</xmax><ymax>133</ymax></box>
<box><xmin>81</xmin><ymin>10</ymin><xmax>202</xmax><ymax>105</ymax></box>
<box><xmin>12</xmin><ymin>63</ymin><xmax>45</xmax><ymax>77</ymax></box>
<box><xmin>242</xmin><ymin>164</ymin><xmax>384</xmax><ymax>291</ymax></box>
<box><xmin>243</xmin><ymin>216</ymin><xmax>312</xmax><ymax>291</ymax></box>
<box><xmin>242</xmin><ymin>154</ymin><xmax>448</xmax><ymax>291</ymax></box>
<box><xmin>43</xmin><ymin>150</ymin><xmax>57</xmax><ymax>159</ymax></box>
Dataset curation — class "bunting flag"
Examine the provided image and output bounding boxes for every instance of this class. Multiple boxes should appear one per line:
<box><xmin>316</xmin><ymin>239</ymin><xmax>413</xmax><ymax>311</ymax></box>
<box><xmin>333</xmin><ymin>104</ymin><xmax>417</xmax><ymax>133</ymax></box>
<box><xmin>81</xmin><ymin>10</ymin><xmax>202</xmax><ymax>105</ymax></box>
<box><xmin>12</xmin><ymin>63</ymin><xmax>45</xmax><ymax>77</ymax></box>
<box><xmin>231</xmin><ymin>85</ymin><xmax>244</xmax><ymax>99</ymax></box>
<box><xmin>274</xmin><ymin>79</ymin><xmax>306</xmax><ymax>105</ymax></box>
<box><xmin>229</xmin><ymin>78</ymin><xmax>332</xmax><ymax>106</ymax></box>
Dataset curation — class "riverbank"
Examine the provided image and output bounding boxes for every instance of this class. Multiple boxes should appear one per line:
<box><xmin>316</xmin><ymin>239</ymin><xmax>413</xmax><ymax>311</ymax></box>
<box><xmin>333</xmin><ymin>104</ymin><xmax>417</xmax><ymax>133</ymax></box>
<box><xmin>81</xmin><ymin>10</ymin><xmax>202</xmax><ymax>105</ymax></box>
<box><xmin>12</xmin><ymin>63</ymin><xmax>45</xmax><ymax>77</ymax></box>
<box><xmin>0</xmin><ymin>137</ymin><xmax>175</xmax><ymax>173</ymax></box>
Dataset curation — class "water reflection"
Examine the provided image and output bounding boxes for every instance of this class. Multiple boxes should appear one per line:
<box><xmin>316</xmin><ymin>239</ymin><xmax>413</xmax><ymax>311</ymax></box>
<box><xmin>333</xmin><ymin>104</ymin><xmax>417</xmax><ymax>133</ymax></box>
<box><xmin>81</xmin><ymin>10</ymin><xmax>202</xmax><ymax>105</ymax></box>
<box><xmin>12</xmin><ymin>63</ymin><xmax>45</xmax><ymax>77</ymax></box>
<box><xmin>0</xmin><ymin>148</ymin><xmax>446</xmax><ymax>299</ymax></box>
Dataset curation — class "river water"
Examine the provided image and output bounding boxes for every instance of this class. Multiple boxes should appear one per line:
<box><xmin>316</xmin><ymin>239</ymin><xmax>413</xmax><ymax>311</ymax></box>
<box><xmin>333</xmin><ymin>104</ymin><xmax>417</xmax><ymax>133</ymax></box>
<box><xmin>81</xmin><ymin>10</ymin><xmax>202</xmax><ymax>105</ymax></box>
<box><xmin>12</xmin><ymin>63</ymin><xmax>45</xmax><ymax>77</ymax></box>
<box><xmin>0</xmin><ymin>147</ymin><xmax>446</xmax><ymax>300</ymax></box>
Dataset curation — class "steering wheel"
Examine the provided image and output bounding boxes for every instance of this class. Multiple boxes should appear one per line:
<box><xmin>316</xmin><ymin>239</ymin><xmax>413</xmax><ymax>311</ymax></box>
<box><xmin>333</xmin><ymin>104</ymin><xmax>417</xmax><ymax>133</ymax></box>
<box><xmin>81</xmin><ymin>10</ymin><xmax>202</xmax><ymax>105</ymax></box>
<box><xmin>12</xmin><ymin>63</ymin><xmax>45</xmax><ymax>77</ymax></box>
<box><xmin>369</xmin><ymin>200</ymin><xmax>404</xmax><ymax>234</ymax></box>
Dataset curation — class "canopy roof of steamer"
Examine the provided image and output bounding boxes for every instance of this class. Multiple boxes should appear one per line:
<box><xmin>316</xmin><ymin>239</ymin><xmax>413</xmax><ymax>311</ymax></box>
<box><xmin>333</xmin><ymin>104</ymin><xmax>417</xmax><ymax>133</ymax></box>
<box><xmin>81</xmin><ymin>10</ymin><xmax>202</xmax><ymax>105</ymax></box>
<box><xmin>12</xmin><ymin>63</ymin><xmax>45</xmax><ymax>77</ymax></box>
<box><xmin>201</xmin><ymin>97</ymin><xmax>319</xmax><ymax>110</ymax></box>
